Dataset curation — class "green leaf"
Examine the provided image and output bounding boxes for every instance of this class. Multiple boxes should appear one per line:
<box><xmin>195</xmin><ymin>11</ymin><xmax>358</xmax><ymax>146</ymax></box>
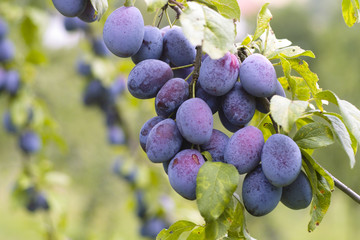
<box><xmin>338</xmin><ymin>99</ymin><xmax>360</xmax><ymax>144</ymax></box>
<box><xmin>342</xmin><ymin>0</ymin><xmax>360</xmax><ymax>27</ymax></box>
<box><xmin>26</xmin><ymin>48</ymin><xmax>47</xmax><ymax>65</ymax></box>
<box><xmin>272</xmin><ymin>47</ymin><xmax>315</xmax><ymax>59</ymax></box>
<box><xmin>293</xmin><ymin>122</ymin><xmax>334</xmax><ymax>149</ymax></box>
<box><xmin>144</xmin><ymin>0</ymin><xmax>167</xmax><ymax>12</ymax></box>
<box><xmin>204</xmin><ymin>198</ymin><xmax>237</xmax><ymax>240</ymax></box>
<box><xmin>156</xmin><ymin>221</ymin><xmax>197</xmax><ymax>240</ymax></box>
<box><xmin>319</xmin><ymin>113</ymin><xmax>357</xmax><ymax>168</ymax></box>
<box><xmin>20</xmin><ymin>15</ymin><xmax>38</xmax><ymax>47</ymax></box>
<box><xmin>279</xmin><ymin>56</ymin><xmax>296</xmax><ymax>99</ymax></box>
<box><xmin>270</xmin><ymin>95</ymin><xmax>309</xmax><ymax>133</ymax></box>
<box><xmin>179</xmin><ymin>226</ymin><xmax>205</xmax><ymax>240</ymax></box>
<box><xmin>196</xmin><ymin>162</ymin><xmax>239</xmax><ymax>221</ymax></box>
<box><xmin>288</xmin><ymin>58</ymin><xmax>321</xmax><ymax>97</ymax></box>
<box><xmin>253</xmin><ymin>3</ymin><xmax>272</xmax><ymax>41</ymax></box>
<box><xmin>90</xmin><ymin>0</ymin><xmax>108</xmax><ymax>20</ymax></box>
<box><xmin>301</xmin><ymin>150</ymin><xmax>334</xmax><ymax>191</ymax></box>
<box><xmin>180</xmin><ymin>2</ymin><xmax>236</xmax><ymax>59</ymax></box>
<box><xmin>315</xmin><ymin>90</ymin><xmax>360</xmax><ymax>146</ymax></box>
<box><xmin>201</xmin><ymin>151</ymin><xmax>213</xmax><ymax>162</ymax></box>
<box><xmin>206</xmin><ymin>0</ymin><xmax>241</xmax><ymax>20</ymax></box>
<box><xmin>308</xmin><ymin>172</ymin><xmax>332</xmax><ymax>232</ymax></box>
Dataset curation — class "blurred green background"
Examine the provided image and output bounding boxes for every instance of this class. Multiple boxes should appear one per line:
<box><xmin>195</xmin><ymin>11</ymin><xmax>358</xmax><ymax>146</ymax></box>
<box><xmin>0</xmin><ymin>0</ymin><xmax>360</xmax><ymax>239</ymax></box>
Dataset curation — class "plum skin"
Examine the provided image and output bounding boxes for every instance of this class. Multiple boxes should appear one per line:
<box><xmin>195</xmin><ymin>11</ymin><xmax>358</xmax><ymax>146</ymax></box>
<box><xmin>176</xmin><ymin>98</ymin><xmax>213</xmax><ymax>145</ymax></box>
<box><xmin>261</xmin><ymin>134</ymin><xmax>302</xmax><ymax>187</ymax></box>
<box><xmin>242</xmin><ymin>165</ymin><xmax>282</xmax><ymax>217</ymax></box>
<box><xmin>224</xmin><ymin>126</ymin><xmax>264</xmax><ymax>174</ymax></box>
<box><xmin>146</xmin><ymin>118</ymin><xmax>183</xmax><ymax>163</ymax></box>
<box><xmin>240</xmin><ymin>53</ymin><xmax>277</xmax><ymax>97</ymax></box>
<box><xmin>281</xmin><ymin>171</ymin><xmax>313</xmax><ymax>210</ymax></box>
<box><xmin>168</xmin><ymin>149</ymin><xmax>205</xmax><ymax>200</ymax></box>
<box><xmin>103</xmin><ymin>6</ymin><xmax>144</xmax><ymax>58</ymax></box>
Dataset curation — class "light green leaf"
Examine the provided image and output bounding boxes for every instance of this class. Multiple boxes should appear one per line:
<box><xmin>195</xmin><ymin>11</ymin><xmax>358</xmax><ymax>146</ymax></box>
<box><xmin>315</xmin><ymin>90</ymin><xmax>338</xmax><ymax>105</ymax></box>
<box><xmin>272</xmin><ymin>47</ymin><xmax>315</xmax><ymax>59</ymax></box>
<box><xmin>279</xmin><ymin>56</ymin><xmax>296</xmax><ymax>99</ymax></box>
<box><xmin>288</xmin><ymin>58</ymin><xmax>321</xmax><ymax>96</ymax></box>
<box><xmin>156</xmin><ymin>221</ymin><xmax>197</xmax><ymax>240</ymax></box>
<box><xmin>179</xmin><ymin>226</ymin><xmax>205</xmax><ymax>240</ymax></box>
<box><xmin>342</xmin><ymin>0</ymin><xmax>360</xmax><ymax>27</ymax></box>
<box><xmin>301</xmin><ymin>150</ymin><xmax>334</xmax><ymax>191</ymax></box>
<box><xmin>180</xmin><ymin>2</ymin><xmax>236</xmax><ymax>59</ymax></box>
<box><xmin>201</xmin><ymin>151</ymin><xmax>213</xmax><ymax>162</ymax></box>
<box><xmin>206</xmin><ymin>0</ymin><xmax>241</xmax><ymax>20</ymax></box>
<box><xmin>293</xmin><ymin>122</ymin><xmax>334</xmax><ymax>149</ymax></box>
<box><xmin>196</xmin><ymin>162</ymin><xmax>239</xmax><ymax>221</ymax></box>
<box><xmin>253</xmin><ymin>3</ymin><xmax>272</xmax><ymax>41</ymax></box>
<box><xmin>270</xmin><ymin>95</ymin><xmax>309</xmax><ymax>133</ymax></box>
<box><xmin>20</xmin><ymin>14</ymin><xmax>38</xmax><ymax>47</ymax></box>
<box><xmin>321</xmin><ymin>113</ymin><xmax>357</xmax><ymax>168</ymax></box>
<box><xmin>144</xmin><ymin>0</ymin><xmax>167</xmax><ymax>12</ymax></box>
<box><xmin>338</xmin><ymin>99</ymin><xmax>360</xmax><ymax>144</ymax></box>
<box><xmin>90</xmin><ymin>0</ymin><xmax>108</xmax><ymax>20</ymax></box>
<box><xmin>308</xmin><ymin>172</ymin><xmax>332</xmax><ymax>232</ymax></box>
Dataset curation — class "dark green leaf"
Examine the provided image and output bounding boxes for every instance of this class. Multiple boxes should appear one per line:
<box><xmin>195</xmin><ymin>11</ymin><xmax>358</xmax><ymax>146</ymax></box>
<box><xmin>270</xmin><ymin>95</ymin><xmax>308</xmax><ymax>133</ymax></box>
<box><xmin>180</xmin><ymin>2</ymin><xmax>236</xmax><ymax>59</ymax></box>
<box><xmin>342</xmin><ymin>0</ymin><xmax>360</xmax><ymax>27</ymax></box>
<box><xmin>293</xmin><ymin>122</ymin><xmax>334</xmax><ymax>149</ymax></box>
<box><xmin>156</xmin><ymin>220</ymin><xmax>197</xmax><ymax>240</ymax></box>
<box><xmin>196</xmin><ymin>162</ymin><xmax>239</xmax><ymax>221</ymax></box>
<box><xmin>253</xmin><ymin>3</ymin><xmax>272</xmax><ymax>41</ymax></box>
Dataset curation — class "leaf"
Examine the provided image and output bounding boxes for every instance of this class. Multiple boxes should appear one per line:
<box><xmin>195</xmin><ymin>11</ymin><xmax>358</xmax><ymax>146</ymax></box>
<box><xmin>308</xmin><ymin>172</ymin><xmax>332</xmax><ymax>232</ymax></box>
<box><xmin>293</xmin><ymin>122</ymin><xmax>334</xmax><ymax>149</ymax></box>
<box><xmin>179</xmin><ymin>226</ymin><xmax>205</xmax><ymax>240</ymax></box>
<box><xmin>207</xmin><ymin>0</ymin><xmax>241</xmax><ymax>20</ymax></box>
<box><xmin>156</xmin><ymin>221</ymin><xmax>197</xmax><ymax>240</ymax></box>
<box><xmin>253</xmin><ymin>3</ymin><xmax>272</xmax><ymax>41</ymax></box>
<box><xmin>288</xmin><ymin>58</ymin><xmax>321</xmax><ymax>97</ymax></box>
<box><xmin>318</xmin><ymin>113</ymin><xmax>357</xmax><ymax>168</ymax></box>
<box><xmin>90</xmin><ymin>0</ymin><xmax>108</xmax><ymax>20</ymax></box>
<box><xmin>201</xmin><ymin>151</ymin><xmax>213</xmax><ymax>162</ymax></box>
<box><xmin>204</xmin><ymin>198</ymin><xmax>237</xmax><ymax>240</ymax></box>
<box><xmin>144</xmin><ymin>0</ymin><xmax>167</xmax><ymax>12</ymax></box>
<box><xmin>20</xmin><ymin>14</ymin><xmax>38</xmax><ymax>47</ymax></box>
<box><xmin>272</xmin><ymin>47</ymin><xmax>315</xmax><ymax>59</ymax></box>
<box><xmin>270</xmin><ymin>95</ymin><xmax>309</xmax><ymax>133</ymax></box>
<box><xmin>342</xmin><ymin>0</ymin><xmax>360</xmax><ymax>27</ymax></box>
<box><xmin>196</xmin><ymin>162</ymin><xmax>239</xmax><ymax>221</ymax></box>
<box><xmin>315</xmin><ymin>90</ymin><xmax>360</xmax><ymax>146</ymax></box>
<box><xmin>301</xmin><ymin>150</ymin><xmax>334</xmax><ymax>191</ymax></box>
<box><xmin>301</xmin><ymin>151</ymin><xmax>332</xmax><ymax>232</ymax></box>
<box><xmin>338</xmin><ymin>99</ymin><xmax>360</xmax><ymax>144</ymax></box>
<box><xmin>180</xmin><ymin>2</ymin><xmax>236</xmax><ymax>59</ymax></box>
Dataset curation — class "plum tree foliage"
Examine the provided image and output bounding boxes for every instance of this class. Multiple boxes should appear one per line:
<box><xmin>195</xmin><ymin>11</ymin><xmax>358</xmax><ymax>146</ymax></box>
<box><xmin>1</xmin><ymin>0</ymin><xmax>360</xmax><ymax>240</ymax></box>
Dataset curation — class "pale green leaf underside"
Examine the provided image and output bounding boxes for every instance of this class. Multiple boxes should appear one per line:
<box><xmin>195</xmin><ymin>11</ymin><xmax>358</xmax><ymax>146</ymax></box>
<box><xmin>208</xmin><ymin>0</ymin><xmax>241</xmax><ymax>20</ymax></box>
<box><xmin>270</xmin><ymin>95</ymin><xmax>309</xmax><ymax>133</ymax></box>
<box><xmin>90</xmin><ymin>0</ymin><xmax>108</xmax><ymax>20</ymax></box>
<box><xmin>180</xmin><ymin>2</ymin><xmax>236</xmax><ymax>59</ymax></box>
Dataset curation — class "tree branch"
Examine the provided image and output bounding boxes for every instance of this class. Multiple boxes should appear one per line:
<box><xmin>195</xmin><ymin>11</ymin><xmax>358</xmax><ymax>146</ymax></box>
<box><xmin>332</xmin><ymin>175</ymin><xmax>360</xmax><ymax>204</ymax></box>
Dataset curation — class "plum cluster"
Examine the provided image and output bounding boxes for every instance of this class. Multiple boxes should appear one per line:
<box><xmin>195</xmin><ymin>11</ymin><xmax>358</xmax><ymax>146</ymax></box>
<box><xmin>51</xmin><ymin>0</ymin><xmax>98</xmax><ymax>23</ymax></box>
<box><xmin>99</xmin><ymin>5</ymin><xmax>313</xmax><ymax>215</ymax></box>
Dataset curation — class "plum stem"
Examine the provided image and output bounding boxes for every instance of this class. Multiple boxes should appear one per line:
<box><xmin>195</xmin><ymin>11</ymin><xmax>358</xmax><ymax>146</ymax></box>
<box><xmin>189</xmin><ymin>46</ymin><xmax>203</xmax><ymax>98</ymax></box>
<box><xmin>124</xmin><ymin>0</ymin><xmax>133</xmax><ymax>7</ymax></box>
<box><xmin>171</xmin><ymin>63</ymin><xmax>194</xmax><ymax>70</ymax></box>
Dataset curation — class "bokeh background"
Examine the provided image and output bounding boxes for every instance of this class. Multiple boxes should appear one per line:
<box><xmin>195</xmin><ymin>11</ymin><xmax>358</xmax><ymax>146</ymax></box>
<box><xmin>0</xmin><ymin>0</ymin><xmax>359</xmax><ymax>239</ymax></box>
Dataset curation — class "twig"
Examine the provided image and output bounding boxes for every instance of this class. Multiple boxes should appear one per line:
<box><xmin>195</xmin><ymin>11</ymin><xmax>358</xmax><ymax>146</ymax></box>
<box><xmin>168</xmin><ymin>0</ymin><xmax>183</xmax><ymax>18</ymax></box>
<box><xmin>189</xmin><ymin>46</ymin><xmax>203</xmax><ymax>98</ymax></box>
<box><xmin>332</xmin><ymin>175</ymin><xmax>360</xmax><ymax>204</ymax></box>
